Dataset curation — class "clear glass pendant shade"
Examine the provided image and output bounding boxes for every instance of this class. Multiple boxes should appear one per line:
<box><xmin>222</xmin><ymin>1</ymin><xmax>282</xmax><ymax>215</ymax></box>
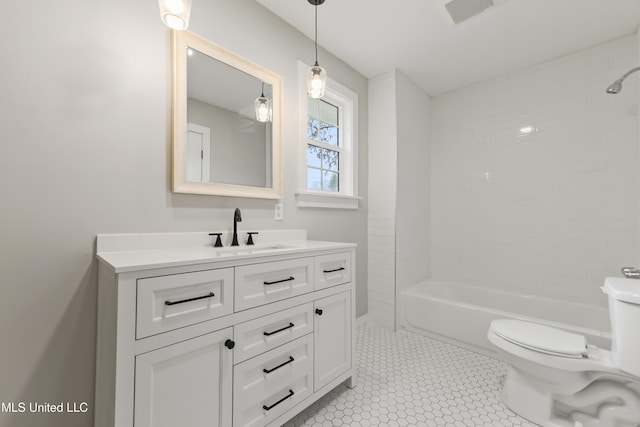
<box><xmin>307</xmin><ymin>64</ymin><xmax>327</xmax><ymax>99</ymax></box>
<box><xmin>255</xmin><ymin>95</ymin><xmax>272</xmax><ymax>122</ymax></box>
<box><xmin>159</xmin><ymin>0</ymin><xmax>191</xmax><ymax>30</ymax></box>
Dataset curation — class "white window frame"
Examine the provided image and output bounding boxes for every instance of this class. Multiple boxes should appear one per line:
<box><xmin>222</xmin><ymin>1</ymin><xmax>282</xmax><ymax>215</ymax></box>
<box><xmin>296</xmin><ymin>60</ymin><xmax>360</xmax><ymax>209</ymax></box>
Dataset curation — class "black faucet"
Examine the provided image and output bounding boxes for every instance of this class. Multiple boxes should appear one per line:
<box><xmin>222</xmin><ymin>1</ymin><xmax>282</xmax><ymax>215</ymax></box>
<box><xmin>231</xmin><ymin>208</ymin><xmax>242</xmax><ymax>246</ymax></box>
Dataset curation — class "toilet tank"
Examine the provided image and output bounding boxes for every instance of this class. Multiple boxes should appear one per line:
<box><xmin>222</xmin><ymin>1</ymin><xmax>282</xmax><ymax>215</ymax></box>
<box><xmin>603</xmin><ymin>277</ymin><xmax>640</xmax><ymax>377</ymax></box>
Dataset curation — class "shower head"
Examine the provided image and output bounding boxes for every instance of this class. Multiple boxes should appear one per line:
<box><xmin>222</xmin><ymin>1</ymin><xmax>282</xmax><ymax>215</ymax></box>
<box><xmin>606</xmin><ymin>79</ymin><xmax>623</xmax><ymax>94</ymax></box>
<box><xmin>606</xmin><ymin>66</ymin><xmax>640</xmax><ymax>94</ymax></box>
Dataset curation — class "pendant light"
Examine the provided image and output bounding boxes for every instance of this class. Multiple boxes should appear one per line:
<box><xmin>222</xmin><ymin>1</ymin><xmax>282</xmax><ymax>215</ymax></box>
<box><xmin>307</xmin><ymin>0</ymin><xmax>327</xmax><ymax>99</ymax></box>
<box><xmin>158</xmin><ymin>0</ymin><xmax>192</xmax><ymax>30</ymax></box>
<box><xmin>255</xmin><ymin>83</ymin><xmax>272</xmax><ymax>123</ymax></box>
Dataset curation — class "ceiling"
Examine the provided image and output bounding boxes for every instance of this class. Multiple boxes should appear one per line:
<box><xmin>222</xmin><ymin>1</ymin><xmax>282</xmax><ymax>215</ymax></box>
<box><xmin>256</xmin><ymin>0</ymin><xmax>640</xmax><ymax>96</ymax></box>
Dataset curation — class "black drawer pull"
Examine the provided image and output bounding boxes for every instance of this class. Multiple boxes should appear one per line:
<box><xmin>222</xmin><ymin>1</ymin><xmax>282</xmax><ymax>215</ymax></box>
<box><xmin>165</xmin><ymin>292</ymin><xmax>215</xmax><ymax>306</ymax></box>
<box><xmin>263</xmin><ymin>389</ymin><xmax>294</xmax><ymax>411</ymax></box>
<box><xmin>263</xmin><ymin>276</ymin><xmax>295</xmax><ymax>285</ymax></box>
<box><xmin>264</xmin><ymin>323</ymin><xmax>295</xmax><ymax>336</ymax></box>
<box><xmin>323</xmin><ymin>267</ymin><xmax>345</xmax><ymax>273</ymax></box>
<box><xmin>263</xmin><ymin>356</ymin><xmax>294</xmax><ymax>374</ymax></box>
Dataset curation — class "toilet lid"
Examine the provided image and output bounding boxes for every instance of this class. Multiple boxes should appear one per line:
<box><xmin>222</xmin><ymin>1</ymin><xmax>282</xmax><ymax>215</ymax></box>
<box><xmin>490</xmin><ymin>319</ymin><xmax>587</xmax><ymax>359</ymax></box>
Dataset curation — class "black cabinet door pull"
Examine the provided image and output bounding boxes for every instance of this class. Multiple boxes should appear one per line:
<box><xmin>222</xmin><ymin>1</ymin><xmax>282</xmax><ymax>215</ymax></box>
<box><xmin>323</xmin><ymin>267</ymin><xmax>345</xmax><ymax>273</ymax></box>
<box><xmin>315</xmin><ymin>308</ymin><xmax>323</xmax><ymax>316</ymax></box>
<box><xmin>165</xmin><ymin>292</ymin><xmax>215</xmax><ymax>306</ymax></box>
<box><xmin>262</xmin><ymin>356</ymin><xmax>294</xmax><ymax>374</ymax></box>
<box><xmin>263</xmin><ymin>389</ymin><xmax>294</xmax><ymax>411</ymax></box>
<box><xmin>224</xmin><ymin>339</ymin><xmax>235</xmax><ymax>350</ymax></box>
<box><xmin>263</xmin><ymin>276</ymin><xmax>295</xmax><ymax>285</ymax></box>
<box><xmin>263</xmin><ymin>323</ymin><xmax>295</xmax><ymax>336</ymax></box>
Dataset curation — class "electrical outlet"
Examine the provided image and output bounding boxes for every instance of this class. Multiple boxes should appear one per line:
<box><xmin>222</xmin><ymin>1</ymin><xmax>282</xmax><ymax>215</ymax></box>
<box><xmin>274</xmin><ymin>202</ymin><xmax>283</xmax><ymax>221</ymax></box>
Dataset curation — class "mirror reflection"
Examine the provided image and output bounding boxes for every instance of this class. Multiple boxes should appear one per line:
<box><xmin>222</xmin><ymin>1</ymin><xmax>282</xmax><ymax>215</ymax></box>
<box><xmin>185</xmin><ymin>48</ymin><xmax>272</xmax><ymax>188</ymax></box>
<box><xmin>172</xmin><ymin>30</ymin><xmax>282</xmax><ymax>199</ymax></box>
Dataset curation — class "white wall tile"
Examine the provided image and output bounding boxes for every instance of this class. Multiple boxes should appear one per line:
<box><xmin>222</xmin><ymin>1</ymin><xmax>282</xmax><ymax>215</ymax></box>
<box><xmin>430</xmin><ymin>35</ymin><xmax>639</xmax><ymax>307</ymax></box>
<box><xmin>368</xmin><ymin>71</ymin><xmax>398</xmax><ymax>329</ymax></box>
<box><xmin>368</xmin><ymin>71</ymin><xmax>432</xmax><ymax>330</ymax></box>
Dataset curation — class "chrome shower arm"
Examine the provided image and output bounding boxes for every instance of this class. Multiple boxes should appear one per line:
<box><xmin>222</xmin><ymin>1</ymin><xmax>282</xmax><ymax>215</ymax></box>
<box><xmin>606</xmin><ymin>66</ymin><xmax>640</xmax><ymax>94</ymax></box>
<box><xmin>619</xmin><ymin>66</ymin><xmax>640</xmax><ymax>81</ymax></box>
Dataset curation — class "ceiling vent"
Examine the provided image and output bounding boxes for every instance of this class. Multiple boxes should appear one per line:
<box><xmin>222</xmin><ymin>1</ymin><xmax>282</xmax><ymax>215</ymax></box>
<box><xmin>444</xmin><ymin>0</ymin><xmax>506</xmax><ymax>24</ymax></box>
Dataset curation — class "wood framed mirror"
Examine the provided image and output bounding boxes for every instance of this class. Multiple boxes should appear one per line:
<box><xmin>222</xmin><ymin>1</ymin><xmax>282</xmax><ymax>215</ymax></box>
<box><xmin>171</xmin><ymin>30</ymin><xmax>282</xmax><ymax>198</ymax></box>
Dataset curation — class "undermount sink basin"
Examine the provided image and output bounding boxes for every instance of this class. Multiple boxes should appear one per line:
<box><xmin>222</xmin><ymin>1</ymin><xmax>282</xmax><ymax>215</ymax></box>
<box><xmin>210</xmin><ymin>243</ymin><xmax>295</xmax><ymax>257</ymax></box>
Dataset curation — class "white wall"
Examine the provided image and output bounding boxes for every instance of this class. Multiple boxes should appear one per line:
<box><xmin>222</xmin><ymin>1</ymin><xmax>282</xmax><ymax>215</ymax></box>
<box><xmin>0</xmin><ymin>1</ymin><xmax>368</xmax><ymax>426</ymax></box>
<box><xmin>637</xmin><ymin>29</ymin><xmax>640</xmax><ymax>270</ymax></box>
<box><xmin>368</xmin><ymin>71</ymin><xmax>431</xmax><ymax>330</ymax></box>
<box><xmin>430</xmin><ymin>35</ymin><xmax>639</xmax><ymax>306</ymax></box>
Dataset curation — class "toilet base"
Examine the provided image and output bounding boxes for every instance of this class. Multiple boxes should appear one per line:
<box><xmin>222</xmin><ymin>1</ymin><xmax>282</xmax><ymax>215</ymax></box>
<box><xmin>502</xmin><ymin>366</ymin><xmax>552</xmax><ymax>426</ymax></box>
<box><xmin>501</xmin><ymin>366</ymin><xmax>640</xmax><ymax>427</ymax></box>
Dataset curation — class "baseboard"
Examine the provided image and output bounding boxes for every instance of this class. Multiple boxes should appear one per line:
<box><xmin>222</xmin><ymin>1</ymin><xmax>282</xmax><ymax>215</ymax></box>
<box><xmin>356</xmin><ymin>313</ymin><xmax>370</xmax><ymax>327</ymax></box>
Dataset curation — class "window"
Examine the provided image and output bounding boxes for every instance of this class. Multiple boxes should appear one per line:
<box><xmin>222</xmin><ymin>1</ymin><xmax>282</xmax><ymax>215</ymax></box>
<box><xmin>307</xmin><ymin>98</ymin><xmax>340</xmax><ymax>192</ymax></box>
<box><xmin>297</xmin><ymin>61</ymin><xmax>359</xmax><ymax>209</ymax></box>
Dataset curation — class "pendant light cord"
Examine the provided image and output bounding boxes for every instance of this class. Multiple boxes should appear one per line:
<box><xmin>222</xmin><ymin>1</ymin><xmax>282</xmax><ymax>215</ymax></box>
<box><xmin>314</xmin><ymin>4</ymin><xmax>319</xmax><ymax>66</ymax></box>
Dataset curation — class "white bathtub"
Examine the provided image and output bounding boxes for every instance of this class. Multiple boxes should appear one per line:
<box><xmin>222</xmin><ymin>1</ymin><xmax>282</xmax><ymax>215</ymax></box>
<box><xmin>400</xmin><ymin>280</ymin><xmax>612</xmax><ymax>355</ymax></box>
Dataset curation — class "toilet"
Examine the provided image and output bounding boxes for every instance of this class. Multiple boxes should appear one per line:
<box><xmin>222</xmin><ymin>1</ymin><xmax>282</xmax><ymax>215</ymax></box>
<box><xmin>487</xmin><ymin>277</ymin><xmax>640</xmax><ymax>427</ymax></box>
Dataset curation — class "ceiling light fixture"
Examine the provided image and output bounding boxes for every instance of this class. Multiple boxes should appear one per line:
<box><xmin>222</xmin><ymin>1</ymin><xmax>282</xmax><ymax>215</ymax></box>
<box><xmin>158</xmin><ymin>0</ymin><xmax>192</xmax><ymax>30</ymax></box>
<box><xmin>255</xmin><ymin>83</ymin><xmax>272</xmax><ymax>123</ymax></box>
<box><xmin>307</xmin><ymin>0</ymin><xmax>327</xmax><ymax>99</ymax></box>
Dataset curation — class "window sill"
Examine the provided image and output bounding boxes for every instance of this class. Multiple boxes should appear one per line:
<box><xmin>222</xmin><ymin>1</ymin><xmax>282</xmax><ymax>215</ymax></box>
<box><xmin>295</xmin><ymin>191</ymin><xmax>361</xmax><ymax>210</ymax></box>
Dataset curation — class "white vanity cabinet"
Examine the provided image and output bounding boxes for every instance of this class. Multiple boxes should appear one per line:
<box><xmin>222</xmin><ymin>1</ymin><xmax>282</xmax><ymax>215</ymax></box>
<box><xmin>94</xmin><ymin>231</ymin><xmax>356</xmax><ymax>427</ymax></box>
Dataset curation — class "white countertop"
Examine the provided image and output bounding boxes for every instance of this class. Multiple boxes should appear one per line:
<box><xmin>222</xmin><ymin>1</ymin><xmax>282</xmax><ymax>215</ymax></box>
<box><xmin>96</xmin><ymin>231</ymin><xmax>355</xmax><ymax>273</ymax></box>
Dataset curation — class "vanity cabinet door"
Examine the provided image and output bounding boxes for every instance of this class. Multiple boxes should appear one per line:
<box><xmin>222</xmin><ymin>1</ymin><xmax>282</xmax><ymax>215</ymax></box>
<box><xmin>134</xmin><ymin>327</ymin><xmax>233</xmax><ymax>427</ymax></box>
<box><xmin>313</xmin><ymin>291</ymin><xmax>352</xmax><ymax>391</ymax></box>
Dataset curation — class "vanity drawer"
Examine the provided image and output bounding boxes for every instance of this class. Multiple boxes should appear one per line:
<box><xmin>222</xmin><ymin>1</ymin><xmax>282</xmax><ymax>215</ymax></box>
<box><xmin>234</xmin><ymin>258</ymin><xmax>314</xmax><ymax>311</ymax></box>
<box><xmin>314</xmin><ymin>252</ymin><xmax>351</xmax><ymax>290</ymax></box>
<box><xmin>234</xmin><ymin>303</ymin><xmax>313</xmax><ymax>364</ymax></box>
<box><xmin>136</xmin><ymin>268</ymin><xmax>234</xmax><ymax>339</ymax></box>
<box><xmin>233</xmin><ymin>334</ymin><xmax>313</xmax><ymax>427</ymax></box>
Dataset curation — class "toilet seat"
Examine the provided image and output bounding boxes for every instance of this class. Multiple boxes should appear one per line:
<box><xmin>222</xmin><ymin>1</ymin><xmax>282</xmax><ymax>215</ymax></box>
<box><xmin>490</xmin><ymin>319</ymin><xmax>587</xmax><ymax>359</ymax></box>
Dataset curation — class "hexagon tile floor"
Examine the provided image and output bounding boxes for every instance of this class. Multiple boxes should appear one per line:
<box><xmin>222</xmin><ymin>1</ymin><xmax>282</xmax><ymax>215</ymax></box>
<box><xmin>284</xmin><ymin>322</ymin><xmax>536</xmax><ymax>427</ymax></box>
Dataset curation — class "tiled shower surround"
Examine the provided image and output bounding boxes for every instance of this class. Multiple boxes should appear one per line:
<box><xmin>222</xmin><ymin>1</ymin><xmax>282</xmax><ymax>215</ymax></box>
<box><xmin>285</xmin><ymin>323</ymin><xmax>534</xmax><ymax>427</ymax></box>
<box><xmin>368</xmin><ymin>34</ymin><xmax>639</xmax><ymax>331</ymax></box>
<box><xmin>429</xmin><ymin>34</ymin><xmax>639</xmax><ymax>307</ymax></box>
